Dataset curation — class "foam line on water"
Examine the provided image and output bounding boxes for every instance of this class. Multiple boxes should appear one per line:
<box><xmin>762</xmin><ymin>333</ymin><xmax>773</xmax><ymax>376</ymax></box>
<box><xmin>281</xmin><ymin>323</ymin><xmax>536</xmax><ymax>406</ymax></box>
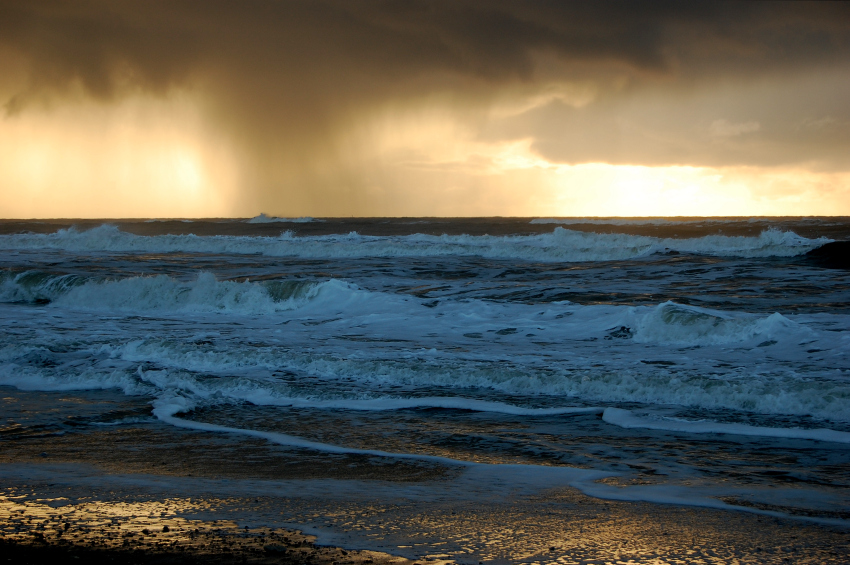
<box><xmin>153</xmin><ymin>397</ymin><xmax>848</xmax><ymax>527</ymax></box>
<box><xmin>135</xmin><ymin>368</ymin><xmax>603</xmax><ymax>416</ymax></box>
<box><xmin>123</xmin><ymin>361</ymin><xmax>850</xmax><ymax>424</ymax></box>
<box><xmin>0</xmin><ymin>363</ymin><xmax>150</xmax><ymax>395</ymax></box>
<box><xmin>152</xmin><ymin>396</ymin><xmax>613</xmax><ymax>481</ymax></box>
<box><xmin>154</xmin><ymin>397</ymin><xmax>443</xmax><ymax>460</ymax></box>
<box><xmin>153</xmin><ymin>397</ymin><xmax>539</xmax><ymax>468</ymax></box>
<box><xmin>602</xmin><ymin>407</ymin><xmax>850</xmax><ymax>443</ymax></box>
<box><xmin>573</xmin><ymin>481</ymin><xmax>850</xmax><ymax>527</ymax></box>
<box><xmin>281</xmin><ymin>397</ymin><xmax>603</xmax><ymax>415</ymax></box>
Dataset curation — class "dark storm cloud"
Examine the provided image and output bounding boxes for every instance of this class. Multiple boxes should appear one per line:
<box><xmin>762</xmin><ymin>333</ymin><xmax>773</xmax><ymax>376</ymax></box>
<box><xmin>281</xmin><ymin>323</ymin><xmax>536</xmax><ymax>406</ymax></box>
<box><xmin>485</xmin><ymin>69</ymin><xmax>850</xmax><ymax>169</ymax></box>
<box><xmin>3</xmin><ymin>1</ymin><xmax>849</xmax><ymax>101</ymax></box>
<box><xmin>1</xmin><ymin>0</ymin><xmax>849</xmax><ymax>211</ymax></box>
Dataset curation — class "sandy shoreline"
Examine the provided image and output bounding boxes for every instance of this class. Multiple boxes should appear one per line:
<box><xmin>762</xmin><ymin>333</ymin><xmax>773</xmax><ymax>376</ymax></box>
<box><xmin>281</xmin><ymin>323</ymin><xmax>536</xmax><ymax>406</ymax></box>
<box><xmin>2</xmin><ymin>459</ymin><xmax>848</xmax><ymax>565</ymax></box>
<box><xmin>6</xmin><ymin>392</ymin><xmax>848</xmax><ymax>565</ymax></box>
<box><xmin>2</xmin><ymin>389</ymin><xmax>848</xmax><ymax>564</ymax></box>
<box><xmin>1</xmin><ymin>489</ymin><xmax>410</xmax><ymax>565</ymax></box>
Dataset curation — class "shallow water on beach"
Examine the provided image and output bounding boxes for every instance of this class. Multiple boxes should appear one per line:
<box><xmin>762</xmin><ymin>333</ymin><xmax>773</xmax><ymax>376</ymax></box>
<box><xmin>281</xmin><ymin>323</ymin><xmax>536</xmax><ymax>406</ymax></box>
<box><xmin>1</xmin><ymin>216</ymin><xmax>849</xmax><ymax>558</ymax></box>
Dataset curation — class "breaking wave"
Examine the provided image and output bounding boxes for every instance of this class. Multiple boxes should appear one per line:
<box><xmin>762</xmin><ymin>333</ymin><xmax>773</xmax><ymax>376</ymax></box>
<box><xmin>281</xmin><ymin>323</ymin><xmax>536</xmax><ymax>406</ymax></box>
<box><xmin>631</xmin><ymin>302</ymin><xmax>803</xmax><ymax>346</ymax></box>
<box><xmin>0</xmin><ymin>270</ymin><xmax>347</xmax><ymax>314</ymax></box>
<box><xmin>0</xmin><ymin>270</ymin><xmax>88</xmax><ymax>304</ymax></box>
<box><xmin>0</xmin><ymin>224</ymin><xmax>829</xmax><ymax>261</ymax></box>
<box><xmin>246</xmin><ymin>214</ymin><xmax>318</xmax><ymax>223</ymax></box>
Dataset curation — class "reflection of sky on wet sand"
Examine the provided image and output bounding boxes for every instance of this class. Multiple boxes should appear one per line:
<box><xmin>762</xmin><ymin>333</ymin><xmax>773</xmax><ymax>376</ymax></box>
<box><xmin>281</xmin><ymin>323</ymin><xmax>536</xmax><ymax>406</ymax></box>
<box><xmin>2</xmin><ymin>475</ymin><xmax>848</xmax><ymax>564</ymax></box>
<box><xmin>1</xmin><ymin>383</ymin><xmax>848</xmax><ymax>563</ymax></box>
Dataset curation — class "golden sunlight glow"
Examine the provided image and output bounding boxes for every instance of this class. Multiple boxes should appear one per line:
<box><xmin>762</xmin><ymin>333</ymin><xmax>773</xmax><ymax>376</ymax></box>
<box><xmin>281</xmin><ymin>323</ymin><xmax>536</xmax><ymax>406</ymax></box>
<box><xmin>0</xmin><ymin>95</ymin><xmax>239</xmax><ymax>218</ymax></box>
<box><xmin>2</xmin><ymin>93</ymin><xmax>848</xmax><ymax>218</ymax></box>
<box><xmin>333</xmin><ymin>107</ymin><xmax>850</xmax><ymax>217</ymax></box>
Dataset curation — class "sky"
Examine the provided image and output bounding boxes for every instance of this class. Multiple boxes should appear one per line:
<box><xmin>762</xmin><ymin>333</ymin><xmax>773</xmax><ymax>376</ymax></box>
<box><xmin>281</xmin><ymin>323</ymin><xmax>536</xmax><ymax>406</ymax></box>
<box><xmin>1</xmin><ymin>0</ymin><xmax>849</xmax><ymax>218</ymax></box>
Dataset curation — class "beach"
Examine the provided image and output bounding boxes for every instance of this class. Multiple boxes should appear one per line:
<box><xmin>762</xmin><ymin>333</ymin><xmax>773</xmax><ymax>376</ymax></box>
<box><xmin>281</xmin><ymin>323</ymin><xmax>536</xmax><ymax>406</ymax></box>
<box><xmin>1</xmin><ymin>217</ymin><xmax>848</xmax><ymax>563</ymax></box>
<box><xmin>1</xmin><ymin>453</ymin><xmax>847</xmax><ymax>564</ymax></box>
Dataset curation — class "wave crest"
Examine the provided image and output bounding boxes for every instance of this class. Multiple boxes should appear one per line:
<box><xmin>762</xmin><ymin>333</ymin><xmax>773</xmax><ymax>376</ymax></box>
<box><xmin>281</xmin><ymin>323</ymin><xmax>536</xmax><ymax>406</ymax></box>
<box><xmin>632</xmin><ymin>301</ymin><xmax>799</xmax><ymax>346</ymax></box>
<box><xmin>0</xmin><ymin>270</ymin><xmax>349</xmax><ymax>314</ymax></box>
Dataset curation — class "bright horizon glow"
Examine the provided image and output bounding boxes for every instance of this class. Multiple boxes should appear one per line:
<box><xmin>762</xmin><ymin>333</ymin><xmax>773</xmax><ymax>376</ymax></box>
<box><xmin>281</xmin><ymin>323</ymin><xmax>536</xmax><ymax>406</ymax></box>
<box><xmin>1</xmin><ymin>96</ymin><xmax>848</xmax><ymax>218</ymax></box>
<box><xmin>0</xmin><ymin>95</ymin><xmax>239</xmax><ymax>219</ymax></box>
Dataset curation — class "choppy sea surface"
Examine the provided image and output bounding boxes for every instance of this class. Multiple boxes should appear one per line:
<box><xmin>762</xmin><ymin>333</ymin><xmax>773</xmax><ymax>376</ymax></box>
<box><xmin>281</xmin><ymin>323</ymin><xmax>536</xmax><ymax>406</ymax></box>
<box><xmin>1</xmin><ymin>216</ymin><xmax>849</xmax><ymax>542</ymax></box>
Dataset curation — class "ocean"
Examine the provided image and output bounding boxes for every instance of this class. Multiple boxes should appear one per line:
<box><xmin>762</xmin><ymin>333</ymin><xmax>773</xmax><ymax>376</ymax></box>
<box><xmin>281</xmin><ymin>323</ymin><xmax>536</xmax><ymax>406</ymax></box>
<box><xmin>1</xmin><ymin>216</ymin><xmax>848</xmax><ymax>561</ymax></box>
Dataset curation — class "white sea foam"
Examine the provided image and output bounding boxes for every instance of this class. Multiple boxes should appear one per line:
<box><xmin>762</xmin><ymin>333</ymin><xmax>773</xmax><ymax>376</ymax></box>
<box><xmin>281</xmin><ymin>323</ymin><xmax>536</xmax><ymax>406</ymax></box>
<box><xmin>151</xmin><ymin>396</ymin><xmax>611</xmax><ymax>485</ymax></box>
<box><xmin>138</xmin><ymin>371</ymin><xmax>603</xmax><ymax>416</ymax></box>
<box><xmin>134</xmin><ymin>369</ymin><xmax>601</xmax><ymax>416</ymax></box>
<box><xmin>1</xmin><ymin>270</ymin><xmax>847</xmax><ymax>423</ymax></box>
<box><xmin>147</xmin><ymin>396</ymin><xmax>850</xmax><ymax>526</ymax></box>
<box><xmin>153</xmin><ymin>394</ymin><xmax>450</xmax><ymax>460</ymax></box>
<box><xmin>602</xmin><ymin>407</ymin><xmax>850</xmax><ymax>443</ymax></box>
<box><xmin>2</xmin><ymin>217</ymin><xmax>848</xmax><ymax>530</ymax></box>
<box><xmin>106</xmin><ymin>333</ymin><xmax>850</xmax><ymax>422</ymax></box>
<box><xmin>2</xmin><ymin>331</ymin><xmax>848</xmax><ymax>434</ymax></box>
<box><xmin>0</xmin><ymin>225</ymin><xmax>828</xmax><ymax>261</ymax></box>
<box><xmin>0</xmin><ymin>362</ymin><xmax>148</xmax><ymax>395</ymax></box>
<box><xmin>5</xmin><ymin>269</ymin><xmax>811</xmax><ymax>350</ymax></box>
<box><xmin>277</xmin><ymin>397</ymin><xmax>601</xmax><ymax>415</ymax></box>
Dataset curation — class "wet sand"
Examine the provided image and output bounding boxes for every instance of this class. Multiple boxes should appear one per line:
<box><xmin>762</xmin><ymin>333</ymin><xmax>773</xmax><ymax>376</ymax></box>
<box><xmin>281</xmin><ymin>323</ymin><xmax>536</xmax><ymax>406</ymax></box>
<box><xmin>1</xmin><ymin>492</ymin><xmax>411</xmax><ymax>565</ymax></box>
<box><xmin>2</xmin><ymin>385</ymin><xmax>848</xmax><ymax>564</ymax></box>
<box><xmin>2</xmin><ymin>443</ymin><xmax>848</xmax><ymax>564</ymax></box>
